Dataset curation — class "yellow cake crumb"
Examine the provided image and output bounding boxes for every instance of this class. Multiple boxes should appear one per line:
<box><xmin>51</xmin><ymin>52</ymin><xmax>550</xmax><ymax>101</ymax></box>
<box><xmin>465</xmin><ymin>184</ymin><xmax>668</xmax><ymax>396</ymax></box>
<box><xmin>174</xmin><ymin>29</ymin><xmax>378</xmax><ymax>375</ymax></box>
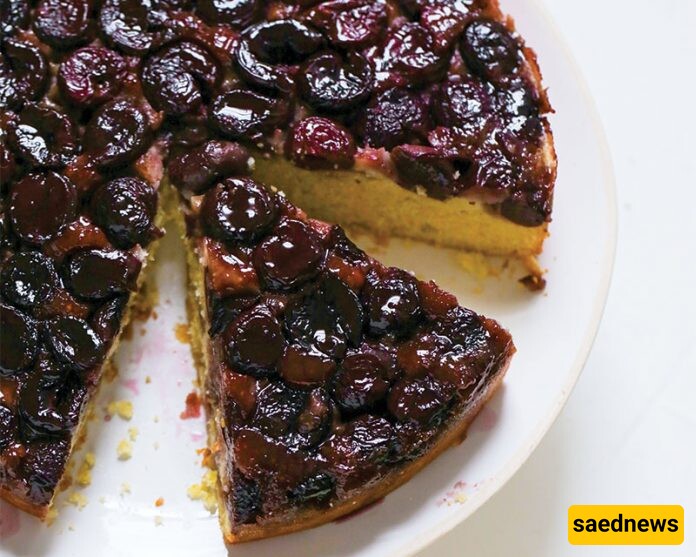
<box><xmin>455</xmin><ymin>251</ymin><xmax>501</xmax><ymax>280</ymax></box>
<box><xmin>145</xmin><ymin>376</ymin><xmax>152</xmax><ymax>384</ymax></box>
<box><xmin>46</xmin><ymin>507</ymin><xmax>59</xmax><ymax>525</ymax></box>
<box><xmin>454</xmin><ymin>492</ymin><xmax>468</xmax><ymax>504</ymax></box>
<box><xmin>187</xmin><ymin>470</ymin><xmax>218</xmax><ymax>514</ymax></box>
<box><xmin>128</xmin><ymin>427</ymin><xmax>139</xmax><ymax>441</ymax></box>
<box><xmin>174</xmin><ymin>322</ymin><xmax>191</xmax><ymax>344</ymax></box>
<box><xmin>120</xmin><ymin>482</ymin><xmax>131</xmax><ymax>496</ymax></box>
<box><xmin>153</xmin><ymin>415</ymin><xmax>160</xmax><ymax>423</ymax></box>
<box><xmin>76</xmin><ymin>452</ymin><xmax>96</xmax><ymax>486</ymax></box>
<box><xmin>66</xmin><ymin>491</ymin><xmax>88</xmax><ymax>510</ymax></box>
<box><xmin>116</xmin><ymin>439</ymin><xmax>133</xmax><ymax>460</ymax></box>
<box><xmin>155</xmin><ymin>497</ymin><xmax>164</xmax><ymax>507</ymax></box>
<box><xmin>154</xmin><ymin>516</ymin><xmax>163</xmax><ymax>526</ymax></box>
<box><xmin>106</xmin><ymin>400</ymin><xmax>133</xmax><ymax>420</ymax></box>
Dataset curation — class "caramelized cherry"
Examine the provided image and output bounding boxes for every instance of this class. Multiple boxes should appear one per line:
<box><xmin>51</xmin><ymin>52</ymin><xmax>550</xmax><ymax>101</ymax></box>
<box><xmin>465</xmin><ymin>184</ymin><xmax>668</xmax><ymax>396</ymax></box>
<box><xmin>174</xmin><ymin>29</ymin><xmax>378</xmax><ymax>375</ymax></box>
<box><xmin>1</xmin><ymin>251</ymin><xmax>58</xmax><ymax>308</ymax></box>
<box><xmin>0</xmin><ymin>404</ymin><xmax>17</xmax><ymax>450</ymax></box>
<box><xmin>306</xmin><ymin>0</ymin><xmax>386</xmax><ymax>49</ymax></box>
<box><xmin>362</xmin><ymin>269</ymin><xmax>422</xmax><ymax>336</ymax></box>
<box><xmin>65</xmin><ymin>248</ymin><xmax>141</xmax><ymax>300</ymax></box>
<box><xmin>333</xmin><ymin>347</ymin><xmax>391</xmax><ymax>412</ymax></box>
<box><xmin>360</xmin><ymin>87</ymin><xmax>430</xmax><ymax>149</ymax></box>
<box><xmin>460</xmin><ymin>19</ymin><xmax>520</xmax><ymax>82</ymax></box>
<box><xmin>286</xmin><ymin>116</ymin><xmax>356</xmax><ymax>170</ymax></box>
<box><xmin>197</xmin><ymin>0</ymin><xmax>260</xmax><ymax>28</ymax></box>
<box><xmin>210</xmin><ymin>89</ymin><xmax>289</xmax><ymax>141</ymax></box>
<box><xmin>19</xmin><ymin>371</ymin><xmax>86</xmax><ymax>435</ymax></box>
<box><xmin>380</xmin><ymin>22</ymin><xmax>448</xmax><ymax>84</ymax></box>
<box><xmin>90</xmin><ymin>294</ymin><xmax>128</xmax><ymax>342</ymax></box>
<box><xmin>0</xmin><ymin>38</ymin><xmax>48</xmax><ymax>109</ymax></box>
<box><xmin>0</xmin><ymin>302</ymin><xmax>38</xmax><ymax>374</ymax></box>
<box><xmin>45</xmin><ymin>315</ymin><xmax>104</xmax><ymax>372</ymax></box>
<box><xmin>387</xmin><ymin>376</ymin><xmax>453</xmax><ymax>425</ymax></box>
<box><xmin>58</xmin><ymin>47</ymin><xmax>126</xmax><ymax>108</ymax></box>
<box><xmin>224</xmin><ymin>306</ymin><xmax>286</xmax><ymax>377</ymax></box>
<box><xmin>99</xmin><ymin>0</ymin><xmax>163</xmax><ymax>56</ymax></box>
<box><xmin>33</xmin><ymin>0</ymin><xmax>91</xmax><ymax>49</ymax></box>
<box><xmin>1</xmin><ymin>0</ymin><xmax>30</xmax><ymax>37</ymax></box>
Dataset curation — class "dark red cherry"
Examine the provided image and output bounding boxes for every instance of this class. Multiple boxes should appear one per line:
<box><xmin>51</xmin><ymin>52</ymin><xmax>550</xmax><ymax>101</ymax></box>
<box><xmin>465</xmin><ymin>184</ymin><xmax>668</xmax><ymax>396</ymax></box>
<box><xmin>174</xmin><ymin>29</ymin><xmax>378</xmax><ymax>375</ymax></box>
<box><xmin>391</xmin><ymin>144</ymin><xmax>463</xmax><ymax>198</ymax></box>
<box><xmin>0</xmin><ymin>404</ymin><xmax>17</xmax><ymax>450</ymax></box>
<box><xmin>333</xmin><ymin>348</ymin><xmax>391</xmax><ymax>412</ymax></box>
<box><xmin>360</xmin><ymin>87</ymin><xmax>430</xmax><ymax>149</ymax></box>
<box><xmin>201</xmin><ymin>177</ymin><xmax>277</xmax><ymax>243</ymax></box>
<box><xmin>17</xmin><ymin>438</ymin><xmax>70</xmax><ymax>504</ymax></box>
<box><xmin>45</xmin><ymin>315</ymin><xmax>105</xmax><ymax>372</ymax></box>
<box><xmin>223</xmin><ymin>306</ymin><xmax>286</xmax><ymax>377</ymax></box>
<box><xmin>432</xmin><ymin>77</ymin><xmax>491</xmax><ymax>131</ymax></box>
<box><xmin>460</xmin><ymin>19</ymin><xmax>520</xmax><ymax>82</ymax></box>
<box><xmin>0</xmin><ymin>303</ymin><xmax>38</xmax><ymax>374</ymax></box>
<box><xmin>90</xmin><ymin>294</ymin><xmax>128</xmax><ymax>342</ymax></box>
<box><xmin>299</xmin><ymin>51</ymin><xmax>373</xmax><ymax>113</ymax></box>
<box><xmin>286</xmin><ymin>116</ymin><xmax>356</xmax><ymax>170</ymax></box>
<box><xmin>9</xmin><ymin>103</ymin><xmax>79</xmax><ymax>168</ymax></box>
<box><xmin>84</xmin><ymin>99</ymin><xmax>151</xmax><ymax>169</ymax></box>
<box><xmin>142</xmin><ymin>40</ymin><xmax>220</xmax><ymax>117</ymax></box>
<box><xmin>209</xmin><ymin>89</ymin><xmax>290</xmax><ymax>141</ymax></box>
<box><xmin>33</xmin><ymin>0</ymin><xmax>91</xmax><ymax>49</ymax></box>
<box><xmin>251</xmin><ymin>381</ymin><xmax>304</xmax><ymax>438</ymax></box>
<box><xmin>306</xmin><ymin>0</ymin><xmax>386</xmax><ymax>49</ymax></box>
<box><xmin>197</xmin><ymin>0</ymin><xmax>260</xmax><ymax>28</ymax></box>
<box><xmin>20</xmin><ymin>372</ymin><xmax>88</xmax><ymax>435</ymax></box>
<box><xmin>168</xmin><ymin>140</ymin><xmax>251</xmax><ymax>194</ymax></box>
<box><xmin>387</xmin><ymin>376</ymin><xmax>453</xmax><ymax>424</ymax></box>
<box><xmin>90</xmin><ymin>176</ymin><xmax>157</xmax><ymax>248</ymax></box>
<box><xmin>473</xmin><ymin>146</ymin><xmax>516</xmax><ymax>192</ymax></box>
<box><xmin>294</xmin><ymin>387</ymin><xmax>333</xmax><ymax>447</ymax></box>
<box><xmin>1</xmin><ymin>0</ymin><xmax>30</xmax><ymax>37</ymax></box>
<box><xmin>9</xmin><ymin>172</ymin><xmax>78</xmax><ymax>246</ymax></box>
<box><xmin>1</xmin><ymin>251</ymin><xmax>58</xmax><ymax>308</ymax></box>
<box><xmin>65</xmin><ymin>248</ymin><xmax>141</xmax><ymax>300</ymax></box>
<box><xmin>362</xmin><ymin>269</ymin><xmax>422</xmax><ymax>336</ymax></box>
<box><xmin>500</xmin><ymin>188</ymin><xmax>549</xmax><ymax>227</ymax></box>
<box><xmin>419</xmin><ymin>0</ymin><xmax>470</xmax><ymax>52</ymax></box>
<box><xmin>99</xmin><ymin>0</ymin><xmax>163</xmax><ymax>56</ymax></box>
<box><xmin>58</xmin><ymin>47</ymin><xmax>126</xmax><ymax>108</ymax></box>
<box><xmin>0</xmin><ymin>38</ymin><xmax>49</xmax><ymax>110</ymax></box>
<box><xmin>279</xmin><ymin>344</ymin><xmax>336</xmax><ymax>389</ymax></box>
<box><xmin>381</xmin><ymin>23</ymin><xmax>448</xmax><ymax>84</ymax></box>
<box><xmin>208</xmin><ymin>293</ymin><xmax>259</xmax><ymax>336</ymax></box>
<box><xmin>254</xmin><ymin>218</ymin><xmax>324</xmax><ymax>290</ymax></box>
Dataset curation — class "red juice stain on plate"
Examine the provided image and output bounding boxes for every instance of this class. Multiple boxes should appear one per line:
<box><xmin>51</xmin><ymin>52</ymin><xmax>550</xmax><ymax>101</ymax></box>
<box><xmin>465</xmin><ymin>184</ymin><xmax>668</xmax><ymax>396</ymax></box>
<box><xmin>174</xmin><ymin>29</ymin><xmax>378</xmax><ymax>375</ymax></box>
<box><xmin>0</xmin><ymin>501</ymin><xmax>21</xmax><ymax>539</ymax></box>
<box><xmin>334</xmin><ymin>497</ymin><xmax>384</xmax><ymax>523</ymax></box>
<box><xmin>180</xmin><ymin>391</ymin><xmax>202</xmax><ymax>419</ymax></box>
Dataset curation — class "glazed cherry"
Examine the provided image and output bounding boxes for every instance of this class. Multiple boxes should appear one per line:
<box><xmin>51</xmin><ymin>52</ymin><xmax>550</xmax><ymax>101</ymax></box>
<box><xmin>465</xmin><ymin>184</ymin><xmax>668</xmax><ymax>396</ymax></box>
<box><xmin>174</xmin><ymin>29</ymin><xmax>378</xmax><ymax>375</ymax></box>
<box><xmin>18</xmin><ymin>437</ymin><xmax>71</xmax><ymax>504</ymax></box>
<box><xmin>90</xmin><ymin>176</ymin><xmax>157</xmax><ymax>248</ymax></box>
<box><xmin>333</xmin><ymin>347</ymin><xmax>391</xmax><ymax>412</ymax></box>
<box><xmin>197</xmin><ymin>0</ymin><xmax>260</xmax><ymax>28</ymax></box>
<box><xmin>45</xmin><ymin>315</ymin><xmax>105</xmax><ymax>372</ymax></box>
<box><xmin>65</xmin><ymin>248</ymin><xmax>141</xmax><ymax>300</ymax></box>
<box><xmin>0</xmin><ymin>404</ymin><xmax>17</xmax><ymax>450</ymax></box>
<box><xmin>224</xmin><ymin>306</ymin><xmax>286</xmax><ymax>377</ymax></box>
<box><xmin>1</xmin><ymin>0</ymin><xmax>30</xmax><ymax>37</ymax></box>
<box><xmin>99</xmin><ymin>0</ymin><xmax>162</xmax><ymax>55</ymax></box>
<box><xmin>84</xmin><ymin>99</ymin><xmax>151</xmax><ymax>169</ymax></box>
<box><xmin>9</xmin><ymin>103</ymin><xmax>79</xmax><ymax>168</ymax></box>
<box><xmin>306</xmin><ymin>0</ymin><xmax>386</xmax><ymax>49</ymax></box>
<box><xmin>460</xmin><ymin>19</ymin><xmax>520</xmax><ymax>82</ymax></box>
<box><xmin>473</xmin><ymin>146</ymin><xmax>516</xmax><ymax>192</ymax></box>
<box><xmin>380</xmin><ymin>23</ymin><xmax>448</xmax><ymax>84</ymax></box>
<box><xmin>432</xmin><ymin>78</ymin><xmax>491</xmax><ymax>132</ymax></box>
<box><xmin>294</xmin><ymin>387</ymin><xmax>333</xmax><ymax>447</ymax></box>
<box><xmin>210</xmin><ymin>89</ymin><xmax>289</xmax><ymax>141</ymax></box>
<box><xmin>208</xmin><ymin>293</ymin><xmax>259</xmax><ymax>336</ymax></box>
<box><xmin>500</xmin><ymin>188</ymin><xmax>548</xmax><ymax>227</ymax></box>
<box><xmin>298</xmin><ymin>51</ymin><xmax>373</xmax><ymax>113</ymax></box>
<box><xmin>201</xmin><ymin>178</ymin><xmax>277</xmax><ymax>243</ymax></box>
<box><xmin>0</xmin><ymin>303</ymin><xmax>38</xmax><ymax>374</ymax></box>
<box><xmin>9</xmin><ymin>172</ymin><xmax>78</xmax><ymax>246</ymax></box>
<box><xmin>231</xmin><ymin>473</ymin><xmax>261</xmax><ymax>525</ymax></box>
<box><xmin>58</xmin><ymin>47</ymin><xmax>126</xmax><ymax>108</ymax></box>
<box><xmin>419</xmin><ymin>0</ymin><xmax>470</xmax><ymax>52</ymax></box>
<box><xmin>360</xmin><ymin>87</ymin><xmax>430</xmax><ymax>149</ymax></box>
<box><xmin>1</xmin><ymin>251</ymin><xmax>58</xmax><ymax>308</ymax></box>
<box><xmin>252</xmin><ymin>381</ymin><xmax>305</xmax><ymax>438</ymax></box>
<box><xmin>286</xmin><ymin>116</ymin><xmax>356</xmax><ymax>170</ymax></box>
<box><xmin>254</xmin><ymin>218</ymin><xmax>324</xmax><ymax>290</ymax></box>
<box><xmin>362</xmin><ymin>269</ymin><xmax>422</xmax><ymax>336</ymax></box>
<box><xmin>19</xmin><ymin>371</ymin><xmax>86</xmax><ymax>435</ymax></box>
<box><xmin>387</xmin><ymin>376</ymin><xmax>453</xmax><ymax>424</ymax></box>
<box><xmin>169</xmin><ymin>140</ymin><xmax>251</xmax><ymax>194</ymax></box>
<box><xmin>33</xmin><ymin>0</ymin><xmax>91</xmax><ymax>49</ymax></box>
<box><xmin>0</xmin><ymin>38</ymin><xmax>49</xmax><ymax>110</ymax></box>
<box><xmin>90</xmin><ymin>294</ymin><xmax>127</xmax><ymax>341</ymax></box>
<box><xmin>391</xmin><ymin>144</ymin><xmax>461</xmax><ymax>198</ymax></box>
<box><xmin>142</xmin><ymin>41</ymin><xmax>220</xmax><ymax>117</ymax></box>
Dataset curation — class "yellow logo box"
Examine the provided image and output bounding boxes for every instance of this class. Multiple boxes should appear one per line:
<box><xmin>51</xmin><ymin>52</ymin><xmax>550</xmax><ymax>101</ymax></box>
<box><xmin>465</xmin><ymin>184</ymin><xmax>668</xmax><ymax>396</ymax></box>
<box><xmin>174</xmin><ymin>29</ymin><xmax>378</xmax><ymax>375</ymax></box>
<box><xmin>568</xmin><ymin>505</ymin><xmax>684</xmax><ymax>545</ymax></box>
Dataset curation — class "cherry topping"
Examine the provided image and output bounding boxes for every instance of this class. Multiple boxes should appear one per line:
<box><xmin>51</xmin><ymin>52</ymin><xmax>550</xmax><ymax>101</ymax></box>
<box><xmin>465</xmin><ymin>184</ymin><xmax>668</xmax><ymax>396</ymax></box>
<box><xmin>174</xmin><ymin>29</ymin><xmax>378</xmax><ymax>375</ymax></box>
<box><xmin>500</xmin><ymin>188</ymin><xmax>548</xmax><ymax>227</ymax></box>
<box><xmin>223</xmin><ymin>306</ymin><xmax>286</xmax><ymax>377</ymax></box>
<box><xmin>252</xmin><ymin>380</ymin><xmax>306</xmax><ymax>438</ymax></box>
<box><xmin>65</xmin><ymin>248</ymin><xmax>141</xmax><ymax>300</ymax></box>
<box><xmin>279</xmin><ymin>344</ymin><xmax>336</xmax><ymax>389</ymax></box>
<box><xmin>362</xmin><ymin>269</ymin><xmax>422</xmax><ymax>336</ymax></box>
<box><xmin>90</xmin><ymin>294</ymin><xmax>128</xmax><ymax>342</ymax></box>
<box><xmin>231</xmin><ymin>473</ymin><xmax>261</xmax><ymax>524</ymax></box>
<box><xmin>142</xmin><ymin>40</ymin><xmax>220</xmax><ymax>117</ymax></box>
<box><xmin>18</xmin><ymin>438</ymin><xmax>71</xmax><ymax>504</ymax></box>
<box><xmin>99</xmin><ymin>0</ymin><xmax>163</xmax><ymax>56</ymax></box>
<box><xmin>432</xmin><ymin>77</ymin><xmax>490</xmax><ymax>131</ymax></box>
<box><xmin>90</xmin><ymin>176</ymin><xmax>157</xmax><ymax>248</ymax></box>
<box><xmin>0</xmin><ymin>404</ymin><xmax>17</xmax><ymax>450</ymax></box>
<box><xmin>254</xmin><ymin>218</ymin><xmax>324</xmax><ymax>290</ymax></box>
<box><xmin>210</xmin><ymin>89</ymin><xmax>290</xmax><ymax>141</ymax></box>
<box><xmin>332</xmin><ymin>347</ymin><xmax>391</xmax><ymax>412</ymax></box>
<box><xmin>306</xmin><ymin>0</ymin><xmax>386</xmax><ymax>49</ymax></box>
<box><xmin>33</xmin><ymin>0</ymin><xmax>91</xmax><ymax>50</ymax></box>
<box><xmin>460</xmin><ymin>19</ymin><xmax>520</xmax><ymax>82</ymax></box>
<box><xmin>8</xmin><ymin>103</ymin><xmax>79</xmax><ymax>168</ymax></box>
<box><xmin>380</xmin><ymin>22</ymin><xmax>448</xmax><ymax>84</ymax></box>
<box><xmin>45</xmin><ymin>315</ymin><xmax>105</xmax><ymax>372</ymax></box>
<box><xmin>58</xmin><ymin>47</ymin><xmax>126</xmax><ymax>108</ymax></box>
<box><xmin>169</xmin><ymin>140</ymin><xmax>251</xmax><ymax>195</ymax></box>
<box><xmin>19</xmin><ymin>371</ymin><xmax>86</xmax><ymax>435</ymax></box>
<box><xmin>201</xmin><ymin>177</ymin><xmax>277</xmax><ymax>243</ymax></box>
<box><xmin>9</xmin><ymin>172</ymin><xmax>78</xmax><ymax>246</ymax></box>
<box><xmin>1</xmin><ymin>251</ymin><xmax>58</xmax><ymax>308</ymax></box>
<box><xmin>419</xmin><ymin>0</ymin><xmax>470</xmax><ymax>52</ymax></box>
<box><xmin>0</xmin><ymin>0</ymin><xmax>30</xmax><ymax>37</ymax></box>
<box><xmin>197</xmin><ymin>0</ymin><xmax>260</xmax><ymax>28</ymax></box>
<box><xmin>0</xmin><ymin>302</ymin><xmax>38</xmax><ymax>374</ymax></box>
<box><xmin>208</xmin><ymin>293</ymin><xmax>259</xmax><ymax>336</ymax></box>
<box><xmin>0</xmin><ymin>38</ymin><xmax>48</xmax><ymax>110</ymax></box>
<box><xmin>84</xmin><ymin>99</ymin><xmax>151</xmax><ymax>169</ymax></box>
<box><xmin>391</xmin><ymin>144</ymin><xmax>462</xmax><ymax>198</ymax></box>
<box><xmin>290</xmin><ymin>472</ymin><xmax>335</xmax><ymax>504</ymax></box>
<box><xmin>387</xmin><ymin>376</ymin><xmax>453</xmax><ymax>425</ymax></box>
<box><xmin>298</xmin><ymin>51</ymin><xmax>373</xmax><ymax>113</ymax></box>
<box><xmin>360</xmin><ymin>87</ymin><xmax>430</xmax><ymax>149</ymax></box>
<box><xmin>286</xmin><ymin>116</ymin><xmax>356</xmax><ymax>170</ymax></box>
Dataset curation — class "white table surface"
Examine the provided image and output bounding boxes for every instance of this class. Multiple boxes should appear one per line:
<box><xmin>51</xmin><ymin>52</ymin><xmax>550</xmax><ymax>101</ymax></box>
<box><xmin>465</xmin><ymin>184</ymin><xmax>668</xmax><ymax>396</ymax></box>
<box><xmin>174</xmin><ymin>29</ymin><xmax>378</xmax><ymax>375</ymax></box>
<box><xmin>416</xmin><ymin>1</ymin><xmax>696</xmax><ymax>555</ymax></box>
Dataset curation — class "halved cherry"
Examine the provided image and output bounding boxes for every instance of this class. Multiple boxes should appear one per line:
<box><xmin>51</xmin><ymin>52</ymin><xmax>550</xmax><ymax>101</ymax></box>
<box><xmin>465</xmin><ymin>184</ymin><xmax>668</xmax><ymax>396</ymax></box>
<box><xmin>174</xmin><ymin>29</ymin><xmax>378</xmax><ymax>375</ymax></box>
<box><xmin>379</xmin><ymin>22</ymin><xmax>448</xmax><ymax>84</ymax></box>
<box><xmin>0</xmin><ymin>302</ymin><xmax>38</xmax><ymax>374</ymax></box>
<box><xmin>64</xmin><ymin>248</ymin><xmax>141</xmax><ymax>300</ymax></box>
<box><xmin>1</xmin><ymin>251</ymin><xmax>59</xmax><ymax>308</ymax></box>
<box><xmin>387</xmin><ymin>376</ymin><xmax>454</xmax><ymax>425</ymax></box>
<box><xmin>58</xmin><ymin>47</ymin><xmax>127</xmax><ymax>108</ymax></box>
<box><xmin>362</xmin><ymin>268</ymin><xmax>422</xmax><ymax>337</ymax></box>
<box><xmin>0</xmin><ymin>38</ymin><xmax>48</xmax><ymax>110</ymax></box>
<box><xmin>306</xmin><ymin>0</ymin><xmax>386</xmax><ymax>49</ymax></box>
<box><xmin>90</xmin><ymin>295</ymin><xmax>128</xmax><ymax>342</ymax></box>
<box><xmin>333</xmin><ymin>346</ymin><xmax>391</xmax><ymax>412</ymax></box>
<box><xmin>33</xmin><ymin>0</ymin><xmax>91</xmax><ymax>49</ymax></box>
<box><xmin>197</xmin><ymin>0</ymin><xmax>260</xmax><ymax>28</ymax></box>
<box><xmin>460</xmin><ymin>19</ymin><xmax>520</xmax><ymax>82</ymax></box>
<box><xmin>1</xmin><ymin>0</ymin><xmax>30</xmax><ymax>37</ymax></box>
<box><xmin>19</xmin><ymin>371</ymin><xmax>87</xmax><ymax>435</ymax></box>
<box><xmin>45</xmin><ymin>315</ymin><xmax>105</xmax><ymax>372</ymax></box>
<box><xmin>279</xmin><ymin>343</ymin><xmax>336</xmax><ymax>388</ymax></box>
<box><xmin>99</xmin><ymin>0</ymin><xmax>163</xmax><ymax>56</ymax></box>
<box><xmin>359</xmin><ymin>87</ymin><xmax>430</xmax><ymax>149</ymax></box>
<box><xmin>286</xmin><ymin>116</ymin><xmax>356</xmax><ymax>170</ymax></box>
<box><xmin>209</xmin><ymin>89</ymin><xmax>290</xmax><ymax>141</ymax></box>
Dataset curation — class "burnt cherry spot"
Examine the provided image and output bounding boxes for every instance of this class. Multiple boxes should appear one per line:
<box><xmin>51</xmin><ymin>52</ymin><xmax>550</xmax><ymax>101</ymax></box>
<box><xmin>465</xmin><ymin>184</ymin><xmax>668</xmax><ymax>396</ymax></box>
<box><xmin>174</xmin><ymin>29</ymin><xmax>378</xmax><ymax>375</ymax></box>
<box><xmin>45</xmin><ymin>315</ymin><xmax>105</xmax><ymax>372</ymax></box>
<box><xmin>231</xmin><ymin>472</ymin><xmax>261</xmax><ymax>525</ymax></box>
<box><xmin>286</xmin><ymin>116</ymin><xmax>356</xmax><ymax>170</ymax></box>
<box><xmin>306</xmin><ymin>0</ymin><xmax>387</xmax><ymax>49</ymax></box>
<box><xmin>65</xmin><ymin>248</ymin><xmax>141</xmax><ymax>300</ymax></box>
<box><xmin>290</xmin><ymin>472</ymin><xmax>335</xmax><ymax>504</ymax></box>
<box><xmin>223</xmin><ymin>306</ymin><xmax>286</xmax><ymax>377</ymax></box>
<box><xmin>197</xmin><ymin>0</ymin><xmax>260</xmax><ymax>28</ymax></box>
<box><xmin>201</xmin><ymin>177</ymin><xmax>277</xmax><ymax>243</ymax></box>
<box><xmin>0</xmin><ymin>302</ymin><xmax>38</xmax><ymax>374</ymax></box>
<box><xmin>362</xmin><ymin>268</ymin><xmax>422</xmax><ymax>337</ymax></box>
<box><xmin>9</xmin><ymin>171</ymin><xmax>78</xmax><ymax>246</ymax></box>
<box><xmin>84</xmin><ymin>99</ymin><xmax>151</xmax><ymax>169</ymax></box>
<box><xmin>253</xmin><ymin>218</ymin><xmax>324</xmax><ymax>290</ymax></box>
<box><xmin>460</xmin><ymin>19</ymin><xmax>520</xmax><ymax>83</ymax></box>
<box><xmin>0</xmin><ymin>38</ymin><xmax>49</xmax><ymax>110</ymax></box>
<box><xmin>360</xmin><ymin>87</ymin><xmax>430</xmax><ymax>150</ymax></box>
<box><xmin>142</xmin><ymin>40</ymin><xmax>220</xmax><ymax>117</ymax></box>
<box><xmin>58</xmin><ymin>47</ymin><xmax>127</xmax><ymax>108</ymax></box>
<box><xmin>1</xmin><ymin>251</ymin><xmax>58</xmax><ymax>308</ymax></box>
<box><xmin>210</xmin><ymin>89</ymin><xmax>289</xmax><ymax>142</ymax></box>
<box><xmin>90</xmin><ymin>176</ymin><xmax>157</xmax><ymax>248</ymax></box>
<box><xmin>33</xmin><ymin>0</ymin><xmax>91</xmax><ymax>50</ymax></box>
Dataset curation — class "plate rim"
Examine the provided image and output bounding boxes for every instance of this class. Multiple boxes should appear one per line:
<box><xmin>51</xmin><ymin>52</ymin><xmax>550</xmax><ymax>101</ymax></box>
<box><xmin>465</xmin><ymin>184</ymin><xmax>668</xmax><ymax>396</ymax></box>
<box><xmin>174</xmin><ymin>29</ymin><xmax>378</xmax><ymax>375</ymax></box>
<box><xmin>394</xmin><ymin>1</ymin><xmax>619</xmax><ymax>555</ymax></box>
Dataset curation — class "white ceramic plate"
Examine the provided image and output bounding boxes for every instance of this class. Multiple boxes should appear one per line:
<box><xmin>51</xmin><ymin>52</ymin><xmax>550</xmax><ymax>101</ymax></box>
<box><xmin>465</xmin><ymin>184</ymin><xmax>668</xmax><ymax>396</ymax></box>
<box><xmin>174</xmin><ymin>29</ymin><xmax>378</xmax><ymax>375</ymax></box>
<box><xmin>0</xmin><ymin>0</ymin><xmax>616</xmax><ymax>555</ymax></box>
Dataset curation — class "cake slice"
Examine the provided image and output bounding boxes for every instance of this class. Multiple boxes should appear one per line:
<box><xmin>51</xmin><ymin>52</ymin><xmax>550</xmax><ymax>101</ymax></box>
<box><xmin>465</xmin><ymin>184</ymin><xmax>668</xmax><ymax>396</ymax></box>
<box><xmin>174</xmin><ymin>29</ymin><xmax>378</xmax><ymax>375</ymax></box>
<box><xmin>170</xmin><ymin>143</ymin><xmax>515</xmax><ymax>542</ymax></box>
